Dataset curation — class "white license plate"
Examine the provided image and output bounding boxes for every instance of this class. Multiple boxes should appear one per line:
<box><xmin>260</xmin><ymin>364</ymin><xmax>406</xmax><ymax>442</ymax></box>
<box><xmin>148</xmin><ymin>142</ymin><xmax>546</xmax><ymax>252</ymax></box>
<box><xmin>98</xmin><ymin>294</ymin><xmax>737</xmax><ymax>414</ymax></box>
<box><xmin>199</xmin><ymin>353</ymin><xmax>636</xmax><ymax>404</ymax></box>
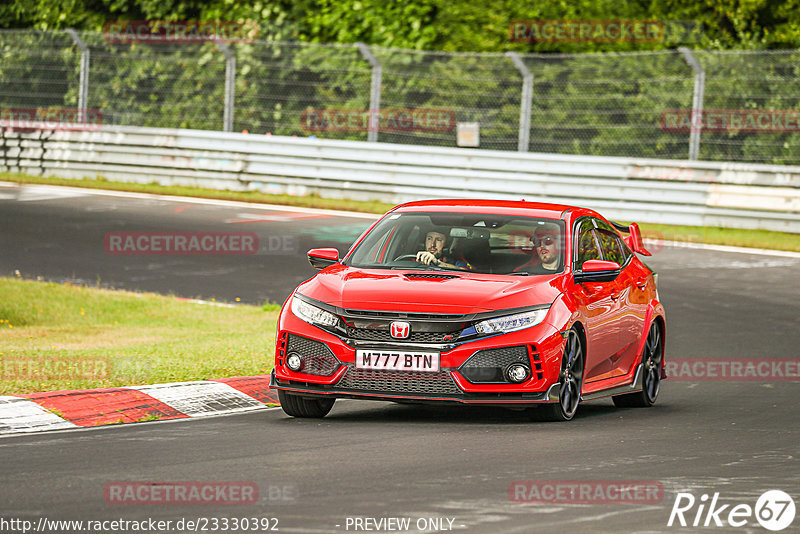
<box><xmin>355</xmin><ymin>350</ymin><xmax>440</xmax><ymax>372</ymax></box>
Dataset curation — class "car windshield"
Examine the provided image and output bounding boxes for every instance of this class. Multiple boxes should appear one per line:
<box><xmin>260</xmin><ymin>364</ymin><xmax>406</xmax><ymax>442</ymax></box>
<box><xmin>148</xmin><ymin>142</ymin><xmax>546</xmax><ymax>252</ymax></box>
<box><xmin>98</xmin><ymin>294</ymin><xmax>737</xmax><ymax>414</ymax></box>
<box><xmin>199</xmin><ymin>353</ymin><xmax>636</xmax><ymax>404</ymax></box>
<box><xmin>346</xmin><ymin>212</ymin><xmax>566</xmax><ymax>275</ymax></box>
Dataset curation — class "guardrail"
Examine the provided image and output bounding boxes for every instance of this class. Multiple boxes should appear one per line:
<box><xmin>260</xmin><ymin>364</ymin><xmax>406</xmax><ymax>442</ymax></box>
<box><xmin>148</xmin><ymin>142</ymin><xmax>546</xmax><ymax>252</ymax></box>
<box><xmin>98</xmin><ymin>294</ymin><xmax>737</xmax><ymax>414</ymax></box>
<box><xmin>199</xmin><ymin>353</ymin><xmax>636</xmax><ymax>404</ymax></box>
<box><xmin>2</xmin><ymin>125</ymin><xmax>799</xmax><ymax>232</ymax></box>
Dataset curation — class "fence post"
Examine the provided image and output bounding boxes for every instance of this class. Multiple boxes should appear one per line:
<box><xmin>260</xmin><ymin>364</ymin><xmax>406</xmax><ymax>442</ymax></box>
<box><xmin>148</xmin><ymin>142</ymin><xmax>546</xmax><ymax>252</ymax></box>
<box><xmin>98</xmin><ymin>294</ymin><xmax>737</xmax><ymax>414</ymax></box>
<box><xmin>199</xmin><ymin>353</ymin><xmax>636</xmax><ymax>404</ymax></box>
<box><xmin>506</xmin><ymin>52</ymin><xmax>533</xmax><ymax>152</ymax></box>
<box><xmin>216</xmin><ymin>42</ymin><xmax>236</xmax><ymax>132</ymax></box>
<box><xmin>678</xmin><ymin>47</ymin><xmax>705</xmax><ymax>161</ymax></box>
<box><xmin>356</xmin><ymin>43</ymin><xmax>382</xmax><ymax>143</ymax></box>
<box><xmin>65</xmin><ymin>29</ymin><xmax>90</xmax><ymax>124</ymax></box>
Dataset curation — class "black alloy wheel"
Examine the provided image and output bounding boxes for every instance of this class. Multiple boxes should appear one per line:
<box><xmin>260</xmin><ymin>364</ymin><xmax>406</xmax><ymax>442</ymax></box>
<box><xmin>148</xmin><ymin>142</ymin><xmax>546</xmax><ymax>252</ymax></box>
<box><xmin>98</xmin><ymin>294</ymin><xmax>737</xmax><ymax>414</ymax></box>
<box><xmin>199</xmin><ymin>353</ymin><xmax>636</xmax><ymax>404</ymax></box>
<box><xmin>613</xmin><ymin>321</ymin><xmax>663</xmax><ymax>408</ymax></box>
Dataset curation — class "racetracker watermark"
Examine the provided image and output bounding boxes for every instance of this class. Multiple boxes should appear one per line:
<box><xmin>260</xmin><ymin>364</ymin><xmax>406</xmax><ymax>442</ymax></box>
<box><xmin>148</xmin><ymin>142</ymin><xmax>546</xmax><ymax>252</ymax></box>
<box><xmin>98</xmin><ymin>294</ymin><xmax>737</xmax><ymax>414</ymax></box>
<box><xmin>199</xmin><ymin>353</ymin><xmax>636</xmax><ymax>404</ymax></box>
<box><xmin>509</xmin><ymin>480</ymin><xmax>664</xmax><ymax>504</ymax></box>
<box><xmin>104</xmin><ymin>482</ymin><xmax>258</xmax><ymax>505</ymax></box>
<box><xmin>0</xmin><ymin>108</ymin><xmax>102</xmax><ymax>131</ymax></box>
<box><xmin>661</xmin><ymin>109</ymin><xmax>800</xmax><ymax>133</ymax></box>
<box><xmin>666</xmin><ymin>358</ymin><xmax>800</xmax><ymax>381</ymax></box>
<box><xmin>102</xmin><ymin>20</ymin><xmax>259</xmax><ymax>44</ymax></box>
<box><xmin>299</xmin><ymin>108</ymin><xmax>456</xmax><ymax>133</ymax></box>
<box><xmin>103</xmin><ymin>231</ymin><xmax>300</xmax><ymax>255</ymax></box>
<box><xmin>668</xmin><ymin>490</ymin><xmax>796</xmax><ymax>531</ymax></box>
<box><xmin>642</xmin><ymin>230</ymin><xmax>668</xmax><ymax>255</ymax></box>
<box><xmin>0</xmin><ymin>358</ymin><xmax>108</xmax><ymax>380</ymax></box>
<box><xmin>509</xmin><ymin>20</ymin><xmax>700</xmax><ymax>44</ymax></box>
<box><xmin>641</xmin><ymin>230</ymin><xmax>705</xmax><ymax>255</ymax></box>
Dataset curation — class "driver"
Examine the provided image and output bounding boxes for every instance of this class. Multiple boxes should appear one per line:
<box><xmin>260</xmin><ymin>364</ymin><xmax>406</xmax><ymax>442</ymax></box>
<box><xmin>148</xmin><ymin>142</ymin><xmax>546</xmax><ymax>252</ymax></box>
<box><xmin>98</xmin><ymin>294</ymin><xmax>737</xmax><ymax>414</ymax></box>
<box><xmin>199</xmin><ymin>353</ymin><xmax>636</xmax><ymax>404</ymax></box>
<box><xmin>415</xmin><ymin>228</ymin><xmax>471</xmax><ymax>270</ymax></box>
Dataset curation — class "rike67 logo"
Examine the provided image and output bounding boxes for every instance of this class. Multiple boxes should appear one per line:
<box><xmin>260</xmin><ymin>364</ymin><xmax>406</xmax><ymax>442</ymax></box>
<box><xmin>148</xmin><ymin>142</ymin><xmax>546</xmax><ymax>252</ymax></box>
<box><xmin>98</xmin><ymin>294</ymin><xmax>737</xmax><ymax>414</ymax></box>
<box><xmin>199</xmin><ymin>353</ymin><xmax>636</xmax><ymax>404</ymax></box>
<box><xmin>668</xmin><ymin>490</ymin><xmax>796</xmax><ymax>531</ymax></box>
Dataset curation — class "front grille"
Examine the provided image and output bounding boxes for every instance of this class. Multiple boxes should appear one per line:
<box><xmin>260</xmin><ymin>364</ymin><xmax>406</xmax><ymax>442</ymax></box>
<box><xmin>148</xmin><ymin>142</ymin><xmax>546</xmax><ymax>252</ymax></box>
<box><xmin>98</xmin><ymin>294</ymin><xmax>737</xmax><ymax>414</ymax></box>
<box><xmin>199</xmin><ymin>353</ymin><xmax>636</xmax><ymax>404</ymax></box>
<box><xmin>346</xmin><ymin>326</ymin><xmax>457</xmax><ymax>343</ymax></box>
<box><xmin>336</xmin><ymin>367</ymin><xmax>462</xmax><ymax>395</ymax></box>
<box><xmin>286</xmin><ymin>334</ymin><xmax>341</xmax><ymax>376</ymax></box>
<box><xmin>460</xmin><ymin>345</ymin><xmax>530</xmax><ymax>383</ymax></box>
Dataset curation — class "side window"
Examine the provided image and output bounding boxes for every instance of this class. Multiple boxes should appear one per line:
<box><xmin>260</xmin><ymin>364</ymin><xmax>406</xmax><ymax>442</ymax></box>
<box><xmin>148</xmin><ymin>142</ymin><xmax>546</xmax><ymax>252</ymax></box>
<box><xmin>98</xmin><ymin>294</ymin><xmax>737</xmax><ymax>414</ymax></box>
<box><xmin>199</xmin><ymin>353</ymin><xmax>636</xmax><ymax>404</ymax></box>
<box><xmin>594</xmin><ymin>219</ymin><xmax>629</xmax><ymax>266</ymax></box>
<box><xmin>618</xmin><ymin>237</ymin><xmax>633</xmax><ymax>262</ymax></box>
<box><xmin>596</xmin><ymin>228</ymin><xmax>626</xmax><ymax>266</ymax></box>
<box><xmin>575</xmin><ymin>220</ymin><xmax>601</xmax><ymax>270</ymax></box>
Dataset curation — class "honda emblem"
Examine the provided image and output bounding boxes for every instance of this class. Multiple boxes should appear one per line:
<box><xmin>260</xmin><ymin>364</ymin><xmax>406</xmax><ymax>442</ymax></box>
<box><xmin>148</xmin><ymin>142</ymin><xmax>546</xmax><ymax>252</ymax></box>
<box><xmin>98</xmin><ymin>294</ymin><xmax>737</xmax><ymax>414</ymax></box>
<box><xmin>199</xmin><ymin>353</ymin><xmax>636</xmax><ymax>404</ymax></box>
<box><xmin>390</xmin><ymin>321</ymin><xmax>411</xmax><ymax>339</ymax></box>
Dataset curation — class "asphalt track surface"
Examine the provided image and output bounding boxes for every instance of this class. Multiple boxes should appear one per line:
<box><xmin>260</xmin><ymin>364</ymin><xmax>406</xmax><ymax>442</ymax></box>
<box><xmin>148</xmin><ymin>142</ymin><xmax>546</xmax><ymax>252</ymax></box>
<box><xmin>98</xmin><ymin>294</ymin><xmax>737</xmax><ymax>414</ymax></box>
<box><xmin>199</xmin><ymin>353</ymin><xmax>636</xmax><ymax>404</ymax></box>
<box><xmin>1</xmin><ymin>183</ymin><xmax>799</xmax><ymax>533</ymax></box>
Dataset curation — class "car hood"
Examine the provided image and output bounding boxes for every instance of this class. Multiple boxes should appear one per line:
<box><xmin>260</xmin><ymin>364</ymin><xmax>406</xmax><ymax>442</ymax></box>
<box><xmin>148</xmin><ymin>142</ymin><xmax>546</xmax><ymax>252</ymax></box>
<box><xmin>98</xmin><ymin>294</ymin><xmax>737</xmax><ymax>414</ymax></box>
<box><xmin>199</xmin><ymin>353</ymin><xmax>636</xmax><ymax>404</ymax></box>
<box><xmin>296</xmin><ymin>265</ymin><xmax>565</xmax><ymax>314</ymax></box>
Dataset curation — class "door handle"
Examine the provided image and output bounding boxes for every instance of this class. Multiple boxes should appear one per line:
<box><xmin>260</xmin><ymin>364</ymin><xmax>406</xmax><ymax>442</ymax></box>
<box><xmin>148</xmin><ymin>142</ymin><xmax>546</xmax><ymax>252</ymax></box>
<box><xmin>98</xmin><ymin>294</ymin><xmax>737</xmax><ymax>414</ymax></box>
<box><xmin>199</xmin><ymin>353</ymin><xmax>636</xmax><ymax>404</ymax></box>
<box><xmin>635</xmin><ymin>277</ymin><xmax>648</xmax><ymax>289</ymax></box>
<box><xmin>610</xmin><ymin>292</ymin><xmax>620</xmax><ymax>301</ymax></box>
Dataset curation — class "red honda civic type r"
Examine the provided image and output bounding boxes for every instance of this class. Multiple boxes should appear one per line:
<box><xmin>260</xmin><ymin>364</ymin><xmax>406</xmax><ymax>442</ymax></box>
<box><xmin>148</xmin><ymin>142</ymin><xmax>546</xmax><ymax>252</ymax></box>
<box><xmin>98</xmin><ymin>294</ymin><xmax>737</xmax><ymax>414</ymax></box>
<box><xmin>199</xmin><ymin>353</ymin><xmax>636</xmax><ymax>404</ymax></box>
<box><xmin>271</xmin><ymin>199</ymin><xmax>666</xmax><ymax>421</ymax></box>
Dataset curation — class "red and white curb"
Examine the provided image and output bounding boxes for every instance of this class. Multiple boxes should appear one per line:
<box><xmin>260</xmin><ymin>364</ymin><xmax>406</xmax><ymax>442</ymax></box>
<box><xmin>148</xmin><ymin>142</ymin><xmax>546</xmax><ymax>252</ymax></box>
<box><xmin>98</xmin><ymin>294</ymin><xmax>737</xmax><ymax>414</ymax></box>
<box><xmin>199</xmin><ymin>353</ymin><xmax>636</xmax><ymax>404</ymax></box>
<box><xmin>0</xmin><ymin>376</ymin><xmax>278</xmax><ymax>436</ymax></box>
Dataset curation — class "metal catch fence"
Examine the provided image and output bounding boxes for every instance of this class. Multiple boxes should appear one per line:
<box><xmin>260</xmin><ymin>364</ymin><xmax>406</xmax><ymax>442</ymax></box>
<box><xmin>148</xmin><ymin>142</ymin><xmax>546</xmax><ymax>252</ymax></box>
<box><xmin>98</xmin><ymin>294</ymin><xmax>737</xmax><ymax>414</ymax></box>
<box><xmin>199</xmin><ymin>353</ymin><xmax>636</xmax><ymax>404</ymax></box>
<box><xmin>1</xmin><ymin>30</ymin><xmax>800</xmax><ymax>164</ymax></box>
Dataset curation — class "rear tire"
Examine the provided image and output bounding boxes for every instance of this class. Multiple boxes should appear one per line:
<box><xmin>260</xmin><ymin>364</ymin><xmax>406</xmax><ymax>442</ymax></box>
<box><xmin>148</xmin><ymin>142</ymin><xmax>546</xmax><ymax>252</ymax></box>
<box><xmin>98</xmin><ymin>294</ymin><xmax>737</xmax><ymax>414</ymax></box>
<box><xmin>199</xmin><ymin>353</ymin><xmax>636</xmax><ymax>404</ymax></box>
<box><xmin>530</xmin><ymin>328</ymin><xmax>584</xmax><ymax>422</ymax></box>
<box><xmin>278</xmin><ymin>390</ymin><xmax>335</xmax><ymax>418</ymax></box>
<box><xmin>613</xmin><ymin>321</ymin><xmax>663</xmax><ymax>408</ymax></box>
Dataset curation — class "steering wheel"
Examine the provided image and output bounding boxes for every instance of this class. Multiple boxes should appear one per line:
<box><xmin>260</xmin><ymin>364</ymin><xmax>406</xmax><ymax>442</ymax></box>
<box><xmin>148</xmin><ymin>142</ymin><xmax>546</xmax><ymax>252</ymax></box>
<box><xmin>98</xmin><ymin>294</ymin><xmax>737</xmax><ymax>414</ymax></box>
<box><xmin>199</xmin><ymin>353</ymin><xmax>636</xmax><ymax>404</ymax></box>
<box><xmin>393</xmin><ymin>254</ymin><xmax>420</xmax><ymax>262</ymax></box>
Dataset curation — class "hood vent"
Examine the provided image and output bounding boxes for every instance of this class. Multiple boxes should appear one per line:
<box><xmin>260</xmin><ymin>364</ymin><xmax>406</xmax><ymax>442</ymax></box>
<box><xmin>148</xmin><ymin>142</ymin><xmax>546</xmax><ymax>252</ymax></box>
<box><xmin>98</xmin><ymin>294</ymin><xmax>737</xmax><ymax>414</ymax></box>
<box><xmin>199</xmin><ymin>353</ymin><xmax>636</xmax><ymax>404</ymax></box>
<box><xmin>403</xmin><ymin>273</ymin><xmax>459</xmax><ymax>280</ymax></box>
<box><xmin>342</xmin><ymin>309</ymin><xmax>467</xmax><ymax>320</ymax></box>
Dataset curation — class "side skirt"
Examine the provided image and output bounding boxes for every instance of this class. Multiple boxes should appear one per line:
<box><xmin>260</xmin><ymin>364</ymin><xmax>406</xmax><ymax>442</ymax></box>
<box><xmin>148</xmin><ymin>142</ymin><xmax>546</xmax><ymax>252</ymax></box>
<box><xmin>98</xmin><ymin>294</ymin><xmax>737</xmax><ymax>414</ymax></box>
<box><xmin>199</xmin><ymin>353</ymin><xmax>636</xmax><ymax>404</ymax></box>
<box><xmin>580</xmin><ymin>364</ymin><xmax>643</xmax><ymax>401</ymax></box>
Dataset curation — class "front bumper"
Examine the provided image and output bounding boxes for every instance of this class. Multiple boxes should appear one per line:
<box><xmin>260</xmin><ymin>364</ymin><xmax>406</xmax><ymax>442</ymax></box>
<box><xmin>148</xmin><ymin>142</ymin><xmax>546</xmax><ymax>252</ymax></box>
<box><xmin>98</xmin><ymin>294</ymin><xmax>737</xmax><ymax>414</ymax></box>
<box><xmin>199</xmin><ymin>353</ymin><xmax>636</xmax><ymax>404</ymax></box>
<box><xmin>270</xmin><ymin>370</ymin><xmax>562</xmax><ymax>405</ymax></box>
<box><xmin>271</xmin><ymin>312</ymin><xmax>566</xmax><ymax>406</ymax></box>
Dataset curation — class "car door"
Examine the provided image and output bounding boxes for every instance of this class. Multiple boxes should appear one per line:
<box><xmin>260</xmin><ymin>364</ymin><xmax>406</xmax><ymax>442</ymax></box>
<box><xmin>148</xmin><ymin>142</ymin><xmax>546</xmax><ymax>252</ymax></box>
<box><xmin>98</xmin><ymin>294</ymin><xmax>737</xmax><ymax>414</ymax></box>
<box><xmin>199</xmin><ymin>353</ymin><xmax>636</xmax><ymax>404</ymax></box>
<box><xmin>594</xmin><ymin>222</ymin><xmax>644</xmax><ymax>378</ymax></box>
<box><xmin>598</xmin><ymin>221</ymin><xmax>650</xmax><ymax>374</ymax></box>
<box><xmin>572</xmin><ymin>218</ymin><xmax>620</xmax><ymax>385</ymax></box>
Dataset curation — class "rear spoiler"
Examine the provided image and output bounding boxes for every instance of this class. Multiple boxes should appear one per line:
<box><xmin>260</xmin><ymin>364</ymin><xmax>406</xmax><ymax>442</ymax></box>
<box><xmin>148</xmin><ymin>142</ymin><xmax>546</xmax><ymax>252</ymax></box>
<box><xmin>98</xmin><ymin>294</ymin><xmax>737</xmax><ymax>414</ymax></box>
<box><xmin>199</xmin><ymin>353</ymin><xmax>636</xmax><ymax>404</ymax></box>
<box><xmin>610</xmin><ymin>221</ymin><xmax>652</xmax><ymax>256</ymax></box>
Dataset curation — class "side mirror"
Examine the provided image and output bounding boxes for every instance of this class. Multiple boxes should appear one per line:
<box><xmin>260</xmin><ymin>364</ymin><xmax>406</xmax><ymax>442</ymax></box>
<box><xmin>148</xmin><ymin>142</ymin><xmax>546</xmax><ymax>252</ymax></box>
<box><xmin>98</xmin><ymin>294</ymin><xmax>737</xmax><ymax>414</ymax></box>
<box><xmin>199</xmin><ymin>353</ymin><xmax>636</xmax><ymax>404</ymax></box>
<box><xmin>574</xmin><ymin>259</ymin><xmax>621</xmax><ymax>283</ymax></box>
<box><xmin>307</xmin><ymin>247</ymin><xmax>339</xmax><ymax>270</ymax></box>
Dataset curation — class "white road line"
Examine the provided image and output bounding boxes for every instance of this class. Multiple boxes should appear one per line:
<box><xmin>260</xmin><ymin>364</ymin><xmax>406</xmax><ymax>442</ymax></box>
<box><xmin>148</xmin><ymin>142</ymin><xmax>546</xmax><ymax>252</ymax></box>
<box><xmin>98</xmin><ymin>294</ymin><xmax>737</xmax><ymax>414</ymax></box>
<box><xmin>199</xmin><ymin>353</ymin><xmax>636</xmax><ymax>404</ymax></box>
<box><xmin>5</xmin><ymin>184</ymin><xmax>88</xmax><ymax>202</ymax></box>
<box><xmin>658</xmin><ymin>240</ymin><xmax>800</xmax><ymax>258</ymax></box>
<box><xmin>1</xmin><ymin>182</ymin><xmax>796</xmax><ymax>257</ymax></box>
<box><xmin>0</xmin><ymin>181</ymin><xmax>379</xmax><ymax>219</ymax></box>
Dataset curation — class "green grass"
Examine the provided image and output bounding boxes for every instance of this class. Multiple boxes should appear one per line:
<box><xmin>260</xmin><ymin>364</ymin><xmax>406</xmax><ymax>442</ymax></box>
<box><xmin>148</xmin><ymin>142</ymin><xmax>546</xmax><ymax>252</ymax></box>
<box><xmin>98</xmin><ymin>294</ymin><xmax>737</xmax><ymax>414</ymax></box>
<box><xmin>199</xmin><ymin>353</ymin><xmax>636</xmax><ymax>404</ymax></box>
<box><xmin>0</xmin><ymin>277</ymin><xmax>277</xmax><ymax>395</ymax></box>
<box><xmin>635</xmin><ymin>223</ymin><xmax>800</xmax><ymax>253</ymax></box>
<box><xmin>2</xmin><ymin>171</ymin><xmax>798</xmax><ymax>252</ymax></box>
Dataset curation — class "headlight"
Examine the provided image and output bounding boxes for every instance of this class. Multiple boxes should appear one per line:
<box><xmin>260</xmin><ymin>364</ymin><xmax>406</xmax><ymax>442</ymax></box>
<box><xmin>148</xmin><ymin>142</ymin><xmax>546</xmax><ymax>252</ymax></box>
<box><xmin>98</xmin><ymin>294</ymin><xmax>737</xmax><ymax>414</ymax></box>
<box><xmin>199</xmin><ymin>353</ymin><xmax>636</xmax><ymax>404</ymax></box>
<box><xmin>474</xmin><ymin>308</ymin><xmax>549</xmax><ymax>335</ymax></box>
<box><xmin>290</xmin><ymin>296</ymin><xmax>339</xmax><ymax>328</ymax></box>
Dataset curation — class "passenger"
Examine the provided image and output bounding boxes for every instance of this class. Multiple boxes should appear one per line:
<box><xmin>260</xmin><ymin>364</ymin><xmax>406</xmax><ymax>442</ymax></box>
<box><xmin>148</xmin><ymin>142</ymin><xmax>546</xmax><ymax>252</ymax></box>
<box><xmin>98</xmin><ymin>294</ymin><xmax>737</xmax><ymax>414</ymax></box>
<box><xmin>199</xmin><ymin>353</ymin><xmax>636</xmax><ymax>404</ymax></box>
<box><xmin>514</xmin><ymin>222</ymin><xmax>562</xmax><ymax>274</ymax></box>
<box><xmin>415</xmin><ymin>229</ymin><xmax>472</xmax><ymax>270</ymax></box>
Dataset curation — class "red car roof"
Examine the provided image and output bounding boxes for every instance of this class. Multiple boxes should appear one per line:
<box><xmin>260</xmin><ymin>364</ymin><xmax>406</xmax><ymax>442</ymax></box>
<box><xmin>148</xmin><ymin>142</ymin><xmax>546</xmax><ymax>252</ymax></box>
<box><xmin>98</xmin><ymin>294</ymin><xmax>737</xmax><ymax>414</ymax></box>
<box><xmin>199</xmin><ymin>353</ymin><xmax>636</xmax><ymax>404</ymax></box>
<box><xmin>392</xmin><ymin>199</ymin><xmax>591</xmax><ymax>219</ymax></box>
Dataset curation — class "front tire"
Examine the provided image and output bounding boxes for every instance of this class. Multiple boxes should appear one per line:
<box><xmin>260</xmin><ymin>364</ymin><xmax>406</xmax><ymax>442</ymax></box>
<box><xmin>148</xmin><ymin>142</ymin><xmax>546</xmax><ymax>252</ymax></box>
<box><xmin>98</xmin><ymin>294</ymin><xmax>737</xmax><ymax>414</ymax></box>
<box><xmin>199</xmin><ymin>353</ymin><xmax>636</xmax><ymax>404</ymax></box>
<box><xmin>531</xmin><ymin>328</ymin><xmax>584</xmax><ymax>422</ymax></box>
<box><xmin>613</xmin><ymin>321</ymin><xmax>663</xmax><ymax>408</ymax></box>
<box><xmin>278</xmin><ymin>390</ymin><xmax>335</xmax><ymax>418</ymax></box>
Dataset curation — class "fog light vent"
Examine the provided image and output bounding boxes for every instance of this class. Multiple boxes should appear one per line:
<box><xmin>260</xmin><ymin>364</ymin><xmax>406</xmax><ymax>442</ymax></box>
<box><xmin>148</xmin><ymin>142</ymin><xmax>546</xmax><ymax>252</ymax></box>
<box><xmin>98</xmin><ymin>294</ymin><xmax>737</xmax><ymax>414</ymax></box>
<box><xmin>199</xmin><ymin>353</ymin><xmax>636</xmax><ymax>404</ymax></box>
<box><xmin>459</xmin><ymin>345</ymin><xmax>529</xmax><ymax>384</ymax></box>
<box><xmin>284</xmin><ymin>334</ymin><xmax>341</xmax><ymax>376</ymax></box>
